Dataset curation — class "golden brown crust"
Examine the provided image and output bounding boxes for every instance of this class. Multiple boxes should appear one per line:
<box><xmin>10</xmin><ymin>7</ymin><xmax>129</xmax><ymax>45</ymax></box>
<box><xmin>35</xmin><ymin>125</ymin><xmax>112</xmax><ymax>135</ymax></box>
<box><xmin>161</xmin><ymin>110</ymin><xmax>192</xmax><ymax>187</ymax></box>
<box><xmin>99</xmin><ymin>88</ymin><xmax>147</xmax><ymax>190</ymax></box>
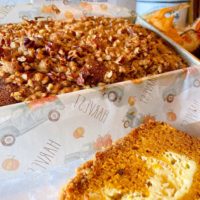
<box><xmin>0</xmin><ymin>17</ymin><xmax>186</xmax><ymax>106</ymax></box>
<box><xmin>60</xmin><ymin>121</ymin><xmax>200</xmax><ymax>200</ymax></box>
<box><xmin>0</xmin><ymin>80</ymin><xmax>18</xmax><ymax>106</ymax></box>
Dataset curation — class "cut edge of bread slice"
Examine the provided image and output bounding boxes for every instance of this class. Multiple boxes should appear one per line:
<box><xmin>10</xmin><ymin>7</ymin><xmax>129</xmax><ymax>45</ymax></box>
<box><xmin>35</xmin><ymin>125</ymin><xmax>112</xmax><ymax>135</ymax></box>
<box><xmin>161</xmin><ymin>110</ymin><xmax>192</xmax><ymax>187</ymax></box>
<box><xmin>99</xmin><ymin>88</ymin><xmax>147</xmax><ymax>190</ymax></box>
<box><xmin>60</xmin><ymin>121</ymin><xmax>200</xmax><ymax>200</ymax></box>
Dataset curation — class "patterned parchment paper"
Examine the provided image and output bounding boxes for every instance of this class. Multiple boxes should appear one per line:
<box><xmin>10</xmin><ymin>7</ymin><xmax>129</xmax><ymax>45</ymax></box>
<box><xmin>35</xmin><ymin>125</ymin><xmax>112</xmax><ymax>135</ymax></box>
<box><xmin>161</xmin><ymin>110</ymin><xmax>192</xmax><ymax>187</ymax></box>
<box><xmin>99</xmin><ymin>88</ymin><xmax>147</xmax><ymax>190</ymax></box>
<box><xmin>0</xmin><ymin>2</ymin><xmax>200</xmax><ymax>200</ymax></box>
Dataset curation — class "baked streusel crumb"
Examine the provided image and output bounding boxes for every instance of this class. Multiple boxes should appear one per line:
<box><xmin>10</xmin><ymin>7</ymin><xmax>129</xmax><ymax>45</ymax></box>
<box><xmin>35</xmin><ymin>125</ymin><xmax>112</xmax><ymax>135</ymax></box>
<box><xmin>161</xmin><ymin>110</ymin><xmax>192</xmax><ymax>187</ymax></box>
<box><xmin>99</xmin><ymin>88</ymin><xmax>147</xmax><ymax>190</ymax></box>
<box><xmin>0</xmin><ymin>17</ymin><xmax>187</xmax><ymax>105</ymax></box>
<box><xmin>60</xmin><ymin>121</ymin><xmax>200</xmax><ymax>200</ymax></box>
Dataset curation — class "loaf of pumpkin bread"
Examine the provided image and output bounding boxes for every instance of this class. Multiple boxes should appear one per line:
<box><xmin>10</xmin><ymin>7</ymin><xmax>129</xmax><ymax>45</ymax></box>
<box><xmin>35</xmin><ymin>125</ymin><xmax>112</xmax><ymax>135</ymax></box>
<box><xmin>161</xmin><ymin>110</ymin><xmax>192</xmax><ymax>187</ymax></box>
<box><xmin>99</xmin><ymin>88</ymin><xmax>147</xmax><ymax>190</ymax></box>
<box><xmin>0</xmin><ymin>17</ymin><xmax>187</xmax><ymax>106</ymax></box>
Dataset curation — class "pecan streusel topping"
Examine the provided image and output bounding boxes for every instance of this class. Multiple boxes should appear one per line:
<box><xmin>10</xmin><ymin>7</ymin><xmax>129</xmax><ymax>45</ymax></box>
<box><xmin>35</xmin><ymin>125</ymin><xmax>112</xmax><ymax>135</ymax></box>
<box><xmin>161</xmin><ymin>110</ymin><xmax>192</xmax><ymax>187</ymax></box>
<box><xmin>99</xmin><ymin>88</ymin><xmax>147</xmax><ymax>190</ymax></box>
<box><xmin>0</xmin><ymin>17</ymin><xmax>187</xmax><ymax>103</ymax></box>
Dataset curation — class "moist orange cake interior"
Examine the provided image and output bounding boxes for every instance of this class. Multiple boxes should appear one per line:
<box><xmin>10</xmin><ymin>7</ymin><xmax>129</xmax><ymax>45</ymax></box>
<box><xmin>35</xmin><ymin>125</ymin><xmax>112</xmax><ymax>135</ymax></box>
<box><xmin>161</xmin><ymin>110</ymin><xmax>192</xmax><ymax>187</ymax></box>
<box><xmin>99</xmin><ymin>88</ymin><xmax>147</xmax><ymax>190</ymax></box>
<box><xmin>60</xmin><ymin>121</ymin><xmax>200</xmax><ymax>200</ymax></box>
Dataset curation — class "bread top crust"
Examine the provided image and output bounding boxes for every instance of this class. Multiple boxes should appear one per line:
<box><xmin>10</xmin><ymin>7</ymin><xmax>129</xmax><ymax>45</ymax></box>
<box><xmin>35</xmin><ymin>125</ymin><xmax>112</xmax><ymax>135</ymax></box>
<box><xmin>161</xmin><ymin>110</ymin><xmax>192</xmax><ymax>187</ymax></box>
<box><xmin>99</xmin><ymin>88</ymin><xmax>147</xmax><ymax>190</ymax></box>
<box><xmin>0</xmin><ymin>17</ymin><xmax>186</xmax><ymax>105</ymax></box>
<box><xmin>0</xmin><ymin>80</ymin><xmax>17</xmax><ymax>106</ymax></box>
<box><xmin>60</xmin><ymin>121</ymin><xmax>200</xmax><ymax>200</ymax></box>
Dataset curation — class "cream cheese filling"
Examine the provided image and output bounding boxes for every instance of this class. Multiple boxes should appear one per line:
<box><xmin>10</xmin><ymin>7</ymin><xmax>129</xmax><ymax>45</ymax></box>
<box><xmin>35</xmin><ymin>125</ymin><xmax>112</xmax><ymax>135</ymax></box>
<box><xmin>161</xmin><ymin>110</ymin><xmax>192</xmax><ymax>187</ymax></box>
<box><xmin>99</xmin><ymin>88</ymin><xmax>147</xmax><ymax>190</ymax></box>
<box><xmin>102</xmin><ymin>151</ymin><xmax>197</xmax><ymax>200</ymax></box>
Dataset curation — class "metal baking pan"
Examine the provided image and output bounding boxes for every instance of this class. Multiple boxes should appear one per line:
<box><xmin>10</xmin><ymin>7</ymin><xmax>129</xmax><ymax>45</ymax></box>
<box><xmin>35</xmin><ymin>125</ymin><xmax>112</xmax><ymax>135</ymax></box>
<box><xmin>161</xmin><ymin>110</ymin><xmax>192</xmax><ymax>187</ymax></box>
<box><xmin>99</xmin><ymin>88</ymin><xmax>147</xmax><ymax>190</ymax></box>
<box><xmin>136</xmin><ymin>16</ymin><xmax>200</xmax><ymax>66</ymax></box>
